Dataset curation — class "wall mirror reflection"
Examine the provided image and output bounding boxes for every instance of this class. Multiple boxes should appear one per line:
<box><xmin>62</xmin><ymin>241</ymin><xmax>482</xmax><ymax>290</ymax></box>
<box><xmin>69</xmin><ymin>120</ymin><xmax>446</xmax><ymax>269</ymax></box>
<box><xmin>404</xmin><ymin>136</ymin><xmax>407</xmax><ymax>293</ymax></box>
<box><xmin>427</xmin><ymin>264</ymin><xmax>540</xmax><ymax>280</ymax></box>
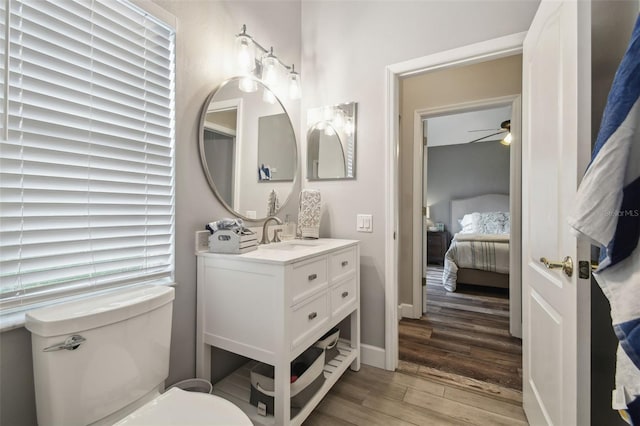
<box><xmin>306</xmin><ymin>102</ymin><xmax>357</xmax><ymax>180</ymax></box>
<box><xmin>199</xmin><ymin>76</ymin><xmax>298</xmax><ymax>220</ymax></box>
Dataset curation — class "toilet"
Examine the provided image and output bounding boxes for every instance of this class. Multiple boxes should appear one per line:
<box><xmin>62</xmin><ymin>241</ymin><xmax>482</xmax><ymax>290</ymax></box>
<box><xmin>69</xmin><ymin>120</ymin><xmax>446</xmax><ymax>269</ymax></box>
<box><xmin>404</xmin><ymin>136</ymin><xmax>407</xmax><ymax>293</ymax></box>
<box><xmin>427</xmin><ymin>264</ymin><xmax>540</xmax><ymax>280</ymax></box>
<box><xmin>25</xmin><ymin>286</ymin><xmax>252</xmax><ymax>426</ymax></box>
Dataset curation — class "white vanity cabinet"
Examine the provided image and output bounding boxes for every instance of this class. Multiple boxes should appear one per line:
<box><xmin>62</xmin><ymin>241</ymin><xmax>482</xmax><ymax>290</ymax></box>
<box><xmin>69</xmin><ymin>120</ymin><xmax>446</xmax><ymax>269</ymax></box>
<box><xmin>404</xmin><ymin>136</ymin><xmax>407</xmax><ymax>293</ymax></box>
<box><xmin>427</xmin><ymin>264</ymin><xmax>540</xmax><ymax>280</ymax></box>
<box><xmin>196</xmin><ymin>239</ymin><xmax>360</xmax><ymax>426</ymax></box>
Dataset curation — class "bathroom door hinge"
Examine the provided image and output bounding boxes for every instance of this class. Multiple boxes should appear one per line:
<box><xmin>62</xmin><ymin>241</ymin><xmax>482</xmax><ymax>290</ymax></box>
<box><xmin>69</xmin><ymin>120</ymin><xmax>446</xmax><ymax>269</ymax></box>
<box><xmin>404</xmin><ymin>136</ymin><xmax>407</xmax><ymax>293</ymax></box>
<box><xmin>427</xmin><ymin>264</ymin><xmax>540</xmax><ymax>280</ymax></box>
<box><xmin>393</xmin><ymin>231</ymin><xmax>397</xmax><ymax>240</ymax></box>
<box><xmin>422</xmin><ymin>207</ymin><xmax>426</xmax><ymax>216</ymax></box>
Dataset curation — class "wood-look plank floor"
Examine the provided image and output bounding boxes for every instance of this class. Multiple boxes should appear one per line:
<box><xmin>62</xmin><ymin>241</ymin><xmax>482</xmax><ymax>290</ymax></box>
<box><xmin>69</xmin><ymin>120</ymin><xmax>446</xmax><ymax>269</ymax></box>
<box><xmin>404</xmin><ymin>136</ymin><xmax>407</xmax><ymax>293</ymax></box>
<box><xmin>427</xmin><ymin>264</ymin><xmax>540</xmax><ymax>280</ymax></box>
<box><xmin>400</xmin><ymin>266</ymin><xmax>522</xmax><ymax>391</ymax></box>
<box><xmin>303</xmin><ymin>268</ymin><xmax>527</xmax><ymax>425</ymax></box>
<box><xmin>303</xmin><ymin>363</ymin><xmax>527</xmax><ymax>425</ymax></box>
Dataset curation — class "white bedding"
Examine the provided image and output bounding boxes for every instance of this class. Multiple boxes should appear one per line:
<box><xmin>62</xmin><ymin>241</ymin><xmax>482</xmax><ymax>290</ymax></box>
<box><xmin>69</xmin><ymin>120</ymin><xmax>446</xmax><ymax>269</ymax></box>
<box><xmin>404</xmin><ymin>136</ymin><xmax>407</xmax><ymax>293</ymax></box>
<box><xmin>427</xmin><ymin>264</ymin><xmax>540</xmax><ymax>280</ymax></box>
<box><xmin>443</xmin><ymin>233</ymin><xmax>510</xmax><ymax>291</ymax></box>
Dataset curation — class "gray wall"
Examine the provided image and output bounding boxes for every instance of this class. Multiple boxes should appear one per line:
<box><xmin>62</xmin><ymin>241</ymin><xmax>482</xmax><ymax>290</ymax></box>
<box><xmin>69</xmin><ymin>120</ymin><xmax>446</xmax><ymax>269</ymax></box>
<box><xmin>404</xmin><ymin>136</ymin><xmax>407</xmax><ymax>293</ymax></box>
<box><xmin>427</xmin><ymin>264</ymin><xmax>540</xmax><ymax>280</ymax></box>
<box><xmin>426</xmin><ymin>140</ymin><xmax>511</xmax><ymax>235</ymax></box>
<box><xmin>301</xmin><ymin>0</ymin><xmax>539</xmax><ymax>348</ymax></box>
<box><xmin>0</xmin><ymin>1</ymin><xmax>301</xmax><ymax>424</ymax></box>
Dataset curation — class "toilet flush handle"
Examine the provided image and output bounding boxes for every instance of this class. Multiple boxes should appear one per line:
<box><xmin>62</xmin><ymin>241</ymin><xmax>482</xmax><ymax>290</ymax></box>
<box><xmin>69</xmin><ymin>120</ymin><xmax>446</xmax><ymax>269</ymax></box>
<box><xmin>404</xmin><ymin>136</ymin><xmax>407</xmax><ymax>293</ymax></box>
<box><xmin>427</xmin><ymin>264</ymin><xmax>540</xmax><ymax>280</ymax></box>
<box><xmin>43</xmin><ymin>335</ymin><xmax>86</xmax><ymax>352</ymax></box>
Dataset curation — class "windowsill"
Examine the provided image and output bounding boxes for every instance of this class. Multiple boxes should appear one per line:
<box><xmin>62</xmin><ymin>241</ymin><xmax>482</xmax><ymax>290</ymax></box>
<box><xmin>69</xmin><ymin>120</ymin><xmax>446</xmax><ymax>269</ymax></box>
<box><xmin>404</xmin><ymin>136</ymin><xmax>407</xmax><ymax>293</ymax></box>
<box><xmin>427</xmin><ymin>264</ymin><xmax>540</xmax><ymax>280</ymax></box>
<box><xmin>0</xmin><ymin>282</ymin><xmax>177</xmax><ymax>333</ymax></box>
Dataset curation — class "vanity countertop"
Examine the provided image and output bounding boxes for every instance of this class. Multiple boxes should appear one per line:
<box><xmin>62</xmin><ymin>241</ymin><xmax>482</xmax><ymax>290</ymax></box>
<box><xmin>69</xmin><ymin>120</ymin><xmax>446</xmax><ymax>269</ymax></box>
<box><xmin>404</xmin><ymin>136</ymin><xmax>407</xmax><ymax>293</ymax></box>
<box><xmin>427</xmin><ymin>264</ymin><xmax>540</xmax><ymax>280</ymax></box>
<box><xmin>196</xmin><ymin>238</ymin><xmax>358</xmax><ymax>265</ymax></box>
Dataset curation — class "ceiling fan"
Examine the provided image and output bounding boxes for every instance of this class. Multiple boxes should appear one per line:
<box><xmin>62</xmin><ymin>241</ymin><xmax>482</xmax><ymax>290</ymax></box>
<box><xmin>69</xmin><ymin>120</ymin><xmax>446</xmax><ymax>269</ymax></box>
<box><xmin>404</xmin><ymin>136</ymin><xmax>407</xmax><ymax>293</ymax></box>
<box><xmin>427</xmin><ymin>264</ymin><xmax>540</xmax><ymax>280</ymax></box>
<box><xmin>467</xmin><ymin>119</ymin><xmax>512</xmax><ymax>145</ymax></box>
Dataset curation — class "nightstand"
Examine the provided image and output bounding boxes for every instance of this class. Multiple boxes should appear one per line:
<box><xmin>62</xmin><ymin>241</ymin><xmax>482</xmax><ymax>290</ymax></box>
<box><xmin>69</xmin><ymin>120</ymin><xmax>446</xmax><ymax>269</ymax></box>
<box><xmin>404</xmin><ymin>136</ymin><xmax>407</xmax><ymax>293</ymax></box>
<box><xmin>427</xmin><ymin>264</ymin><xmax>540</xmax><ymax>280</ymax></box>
<box><xmin>427</xmin><ymin>231</ymin><xmax>450</xmax><ymax>265</ymax></box>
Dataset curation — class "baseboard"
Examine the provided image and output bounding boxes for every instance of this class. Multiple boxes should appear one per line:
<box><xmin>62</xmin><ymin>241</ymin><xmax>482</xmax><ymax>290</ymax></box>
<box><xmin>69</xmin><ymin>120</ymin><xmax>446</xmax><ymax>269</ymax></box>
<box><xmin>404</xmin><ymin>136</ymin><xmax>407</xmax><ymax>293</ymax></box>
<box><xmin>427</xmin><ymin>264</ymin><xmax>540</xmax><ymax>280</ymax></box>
<box><xmin>360</xmin><ymin>343</ymin><xmax>386</xmax><ymax>369</ymax></box>
<box><xmin>398</xmin><ymin>303</ymin><xmax>415</xmax><ymax>319</ymax></box>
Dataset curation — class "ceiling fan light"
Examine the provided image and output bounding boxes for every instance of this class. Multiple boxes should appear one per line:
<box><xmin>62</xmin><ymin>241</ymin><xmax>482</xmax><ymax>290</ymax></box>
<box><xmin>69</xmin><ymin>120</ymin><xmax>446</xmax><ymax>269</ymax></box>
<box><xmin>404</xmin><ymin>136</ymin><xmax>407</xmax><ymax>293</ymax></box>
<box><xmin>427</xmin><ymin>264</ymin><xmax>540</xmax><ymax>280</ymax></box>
<box><xmin>501</xmin><ymin>132</ymin><xmax>513</xmax><ymax>146</ymax></box>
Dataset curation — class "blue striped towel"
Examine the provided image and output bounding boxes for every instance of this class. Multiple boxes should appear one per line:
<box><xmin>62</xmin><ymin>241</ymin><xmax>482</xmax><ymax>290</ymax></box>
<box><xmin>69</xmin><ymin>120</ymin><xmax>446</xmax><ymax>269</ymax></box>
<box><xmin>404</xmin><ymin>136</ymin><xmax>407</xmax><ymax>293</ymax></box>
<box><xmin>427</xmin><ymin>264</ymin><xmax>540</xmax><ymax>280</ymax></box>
<box><xmin>568</xmin><ymin>14</ymin><xmax>640</xmax><ymax>425</ymax></box>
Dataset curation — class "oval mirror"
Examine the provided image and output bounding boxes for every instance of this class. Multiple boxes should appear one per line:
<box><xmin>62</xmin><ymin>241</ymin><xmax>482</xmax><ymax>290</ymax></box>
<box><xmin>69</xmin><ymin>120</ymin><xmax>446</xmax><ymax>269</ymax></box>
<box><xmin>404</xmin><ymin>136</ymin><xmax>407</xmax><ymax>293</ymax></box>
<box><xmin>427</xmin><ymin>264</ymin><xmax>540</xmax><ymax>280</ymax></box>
<box><xmin>199</xmin><ymin>77</ymin><xmax>298</xmax><ymax>221</ymax></box>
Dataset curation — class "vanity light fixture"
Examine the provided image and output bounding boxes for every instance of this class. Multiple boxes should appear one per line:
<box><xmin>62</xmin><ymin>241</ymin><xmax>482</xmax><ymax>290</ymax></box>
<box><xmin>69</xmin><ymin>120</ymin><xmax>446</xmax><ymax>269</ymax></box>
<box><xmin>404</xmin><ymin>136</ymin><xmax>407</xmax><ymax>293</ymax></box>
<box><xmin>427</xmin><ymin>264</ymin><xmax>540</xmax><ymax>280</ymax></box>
<box><xmin>235</xmin><ymin>25</ymin><xmax>302</xmax><ymax>100</ymax></box>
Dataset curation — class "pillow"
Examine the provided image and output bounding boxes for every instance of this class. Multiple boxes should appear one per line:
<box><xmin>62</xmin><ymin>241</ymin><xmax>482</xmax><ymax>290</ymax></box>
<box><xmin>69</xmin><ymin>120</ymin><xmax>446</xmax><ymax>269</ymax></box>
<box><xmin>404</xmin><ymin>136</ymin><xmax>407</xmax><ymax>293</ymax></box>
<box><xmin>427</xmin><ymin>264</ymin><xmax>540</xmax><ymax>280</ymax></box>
<box><xmin>458</xmin><ymin>211</ymin><xmax>510</xmax><ymax>234</ymax></box>
<box><xmin>479</xmin><ymin>211</ymin><xmax>510</xmax><ymax>234</ymax></box>
<box><xmin>458</xmin><ymin>212</ymin><xmax>483</xmax><ymax>234</ymax></box>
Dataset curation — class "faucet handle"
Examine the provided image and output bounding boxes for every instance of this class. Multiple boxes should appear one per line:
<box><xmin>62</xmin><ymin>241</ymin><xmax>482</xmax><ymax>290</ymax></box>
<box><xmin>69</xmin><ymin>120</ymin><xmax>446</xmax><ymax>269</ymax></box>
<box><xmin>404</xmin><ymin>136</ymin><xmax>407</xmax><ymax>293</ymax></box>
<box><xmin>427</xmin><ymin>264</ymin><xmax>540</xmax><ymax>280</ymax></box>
<box><xmin>273</xmin><ymin>229</ymin><xmax>282</xmax><ymax>243</ymax></box>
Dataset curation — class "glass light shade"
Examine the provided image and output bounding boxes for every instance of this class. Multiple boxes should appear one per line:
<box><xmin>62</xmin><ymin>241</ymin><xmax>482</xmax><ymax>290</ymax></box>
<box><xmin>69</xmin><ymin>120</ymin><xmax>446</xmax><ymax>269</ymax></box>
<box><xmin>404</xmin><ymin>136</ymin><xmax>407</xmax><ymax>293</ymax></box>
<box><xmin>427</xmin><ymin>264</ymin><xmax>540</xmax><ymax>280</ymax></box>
<box><xmin>288</xmin><ymin>71</ymin><xmax>301</xmax><ymax>100</ymax></box>
<box><xmin>235</xmin><ymin>35</ymin><xmax>255</xmax><ymax>74</ymax></box>
<box><xmin>501</xmin><ymin>132</ymin><xmax>513</xmax><ymax>146</ymax></box>
<box><xmin>263</xmin><ymin>88</ymin><xmax>276</xmax><ymax>104</ymax></box>
<box><xmin>332</xmin><ymin>110</ymin><xmax>345</xmax><ymax>129</ymax></box>
<box><xmin>262</xmin><ymin>55</ymin><xmax>279</xmax><ymax>86</ymax></box>
<box><xmin>239</xmin><ymin>76</ymin><xmax>258</xmax><ymax>93</ymax></box>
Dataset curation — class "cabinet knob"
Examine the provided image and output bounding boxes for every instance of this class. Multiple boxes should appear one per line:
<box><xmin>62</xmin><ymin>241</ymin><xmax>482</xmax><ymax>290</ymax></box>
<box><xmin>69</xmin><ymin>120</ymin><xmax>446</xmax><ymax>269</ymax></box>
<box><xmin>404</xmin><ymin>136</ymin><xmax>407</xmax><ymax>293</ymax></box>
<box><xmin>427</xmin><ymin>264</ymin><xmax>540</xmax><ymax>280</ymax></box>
<box><xmin>341</xmin><ymin>260</ymin><xmax>349</xmax><ymax>267</ymax></box>
<box><xmin>308</xmin><ymin>273</ymin><xmax>317</xmax><ymax>281</ymax></box>
<box><xmin>308</xmin><ymin>312</ymin><xmax>317</xmax><ymax>320</ymax></box>
<box><xmin>341</xmin><ymin>291</ymin><xmax>349</xmax><ymax>298</ymax></box>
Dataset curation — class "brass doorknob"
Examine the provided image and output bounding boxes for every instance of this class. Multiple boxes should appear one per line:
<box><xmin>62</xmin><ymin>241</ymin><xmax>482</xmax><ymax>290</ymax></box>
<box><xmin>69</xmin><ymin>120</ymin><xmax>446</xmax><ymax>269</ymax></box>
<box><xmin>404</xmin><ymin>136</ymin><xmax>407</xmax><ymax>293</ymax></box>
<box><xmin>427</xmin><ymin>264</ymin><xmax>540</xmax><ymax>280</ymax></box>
<box><xmin>539</xmin><ymin>256</ymin><xmax>573</xmax><ymax>277</ymax></box>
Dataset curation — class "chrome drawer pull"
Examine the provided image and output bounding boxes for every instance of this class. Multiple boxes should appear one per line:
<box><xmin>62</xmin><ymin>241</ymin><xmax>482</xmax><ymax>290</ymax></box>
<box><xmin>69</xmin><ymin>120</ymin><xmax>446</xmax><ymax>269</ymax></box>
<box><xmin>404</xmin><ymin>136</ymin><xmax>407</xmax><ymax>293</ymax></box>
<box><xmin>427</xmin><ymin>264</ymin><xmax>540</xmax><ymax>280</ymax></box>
<box><xmin>308</xmin><ymin>273</ymin><xmax>317</xmax><ymax>281</ymax></box>
<box><xmin>308</xmin><ymin>312</ymin><xmax>317</xmax><ymax>320</ymax></box>
<box><xmin>341</xmin><ymin>260</ymin><xmax>349</xmax><ymax>267</ymax></box>
<box><xmin>43</xmin><ymin>335</ymin><xmax>86</xmax><ymax>352</ymax></box>
<box><xmin>342</xmin><ymin>291</ymin><xmax>349</xmax><ymax>298</ymax></box>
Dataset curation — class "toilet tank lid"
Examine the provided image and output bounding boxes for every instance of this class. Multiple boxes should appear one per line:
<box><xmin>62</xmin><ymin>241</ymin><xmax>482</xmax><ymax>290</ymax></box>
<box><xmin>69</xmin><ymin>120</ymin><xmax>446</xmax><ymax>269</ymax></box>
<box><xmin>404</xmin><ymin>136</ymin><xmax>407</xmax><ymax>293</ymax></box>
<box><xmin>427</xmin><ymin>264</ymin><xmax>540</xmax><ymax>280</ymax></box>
<box><xmin>25</xmin><ymin>285</ymin><xmax>175</xmax><ymax>337</ymax></box>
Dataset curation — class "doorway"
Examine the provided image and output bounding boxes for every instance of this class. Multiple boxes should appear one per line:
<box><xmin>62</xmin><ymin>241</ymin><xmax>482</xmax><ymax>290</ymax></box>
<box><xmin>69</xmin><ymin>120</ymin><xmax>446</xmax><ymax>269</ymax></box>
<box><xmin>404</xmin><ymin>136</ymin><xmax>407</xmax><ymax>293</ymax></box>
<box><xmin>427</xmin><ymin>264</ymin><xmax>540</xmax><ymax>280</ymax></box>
<box><xmin>383</xmin><ymin>32</ymin><xmax>526</xmax><ymax>371</ymax></box>
<box><xmin>399</xmin><ymin>95</ymin><xmax>522</xmax><ymax>393</ymax></box>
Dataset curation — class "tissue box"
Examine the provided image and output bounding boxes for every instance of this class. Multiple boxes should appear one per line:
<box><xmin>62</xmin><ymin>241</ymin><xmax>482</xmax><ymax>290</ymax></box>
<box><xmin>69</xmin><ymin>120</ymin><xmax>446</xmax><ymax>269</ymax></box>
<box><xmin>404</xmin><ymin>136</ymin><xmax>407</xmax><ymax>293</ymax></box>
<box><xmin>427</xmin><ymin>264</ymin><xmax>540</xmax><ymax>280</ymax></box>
<box><xmin>208</xmin><ymin>229</ymin><xmax>257</xmax><ymax>254</ymax></box>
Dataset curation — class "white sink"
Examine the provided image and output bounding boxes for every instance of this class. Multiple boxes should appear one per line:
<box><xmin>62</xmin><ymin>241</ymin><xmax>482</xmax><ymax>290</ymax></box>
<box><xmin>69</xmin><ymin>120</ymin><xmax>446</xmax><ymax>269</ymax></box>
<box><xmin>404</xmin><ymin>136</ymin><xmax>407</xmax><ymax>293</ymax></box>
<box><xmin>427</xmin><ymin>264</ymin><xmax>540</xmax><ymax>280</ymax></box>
<box><xmin>261</xmin><ymin>240</ymin><xmax>323</xmax><ymax>251</ymax></box>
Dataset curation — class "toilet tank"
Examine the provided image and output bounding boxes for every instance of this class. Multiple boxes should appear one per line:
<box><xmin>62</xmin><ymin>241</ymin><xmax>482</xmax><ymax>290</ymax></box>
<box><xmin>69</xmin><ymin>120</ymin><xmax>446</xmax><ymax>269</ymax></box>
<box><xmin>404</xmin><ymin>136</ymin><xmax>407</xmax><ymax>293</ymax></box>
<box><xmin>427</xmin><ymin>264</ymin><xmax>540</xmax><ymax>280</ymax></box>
<box><xmin>25</xmin><ymin>285</ymin><xmax>175</xmax><ymax>426</ymax></box>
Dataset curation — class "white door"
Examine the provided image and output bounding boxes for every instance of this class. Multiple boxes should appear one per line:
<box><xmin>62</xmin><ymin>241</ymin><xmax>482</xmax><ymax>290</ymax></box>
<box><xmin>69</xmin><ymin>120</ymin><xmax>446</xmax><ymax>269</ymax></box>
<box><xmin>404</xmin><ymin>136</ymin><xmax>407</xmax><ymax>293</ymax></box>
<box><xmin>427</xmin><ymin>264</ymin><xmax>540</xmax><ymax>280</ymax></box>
<box><xmin>522</xmin><ymin>1</ymin><xmax>591</xmax><ymax>425</ymax></box>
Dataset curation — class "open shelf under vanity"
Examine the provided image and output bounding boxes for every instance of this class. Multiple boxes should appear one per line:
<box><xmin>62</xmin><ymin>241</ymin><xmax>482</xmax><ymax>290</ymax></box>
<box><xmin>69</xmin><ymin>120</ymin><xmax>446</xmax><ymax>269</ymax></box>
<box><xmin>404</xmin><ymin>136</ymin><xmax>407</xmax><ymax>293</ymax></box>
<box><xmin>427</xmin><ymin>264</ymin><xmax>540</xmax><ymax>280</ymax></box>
<box><xmin>214</xmin><ymin>342</ymin><xmax>357</xmax><ymax>426</ymax></box>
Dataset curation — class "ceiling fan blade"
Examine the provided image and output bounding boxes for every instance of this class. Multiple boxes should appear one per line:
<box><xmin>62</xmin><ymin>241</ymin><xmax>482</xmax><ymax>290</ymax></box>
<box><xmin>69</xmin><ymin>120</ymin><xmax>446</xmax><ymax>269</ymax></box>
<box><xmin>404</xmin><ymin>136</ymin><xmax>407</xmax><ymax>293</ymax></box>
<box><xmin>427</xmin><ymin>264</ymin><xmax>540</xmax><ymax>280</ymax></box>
<box><xmin>468</xmin><ymin>128</ymin><xmax>500</xmax><ymax>132</ymax></box>
<box><xmin>467</xmin><ymin>130</ymin><xmax>507</xmax><ymax>144</ymax></box>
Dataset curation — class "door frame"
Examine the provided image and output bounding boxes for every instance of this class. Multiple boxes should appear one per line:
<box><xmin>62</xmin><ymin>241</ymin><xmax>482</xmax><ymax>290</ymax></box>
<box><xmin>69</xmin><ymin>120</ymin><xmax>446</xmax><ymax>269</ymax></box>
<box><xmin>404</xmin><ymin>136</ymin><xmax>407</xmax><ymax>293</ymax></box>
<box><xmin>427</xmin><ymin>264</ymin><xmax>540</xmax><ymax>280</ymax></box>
<box><xmin>412</xmin><ymin>95</ymin><xmax>522</xmax><ymax>340</ymax></box>
<box><xmin>384</xmin><ymin>32</ymin><xmax>526</xmax><ymax>370</ymax></box>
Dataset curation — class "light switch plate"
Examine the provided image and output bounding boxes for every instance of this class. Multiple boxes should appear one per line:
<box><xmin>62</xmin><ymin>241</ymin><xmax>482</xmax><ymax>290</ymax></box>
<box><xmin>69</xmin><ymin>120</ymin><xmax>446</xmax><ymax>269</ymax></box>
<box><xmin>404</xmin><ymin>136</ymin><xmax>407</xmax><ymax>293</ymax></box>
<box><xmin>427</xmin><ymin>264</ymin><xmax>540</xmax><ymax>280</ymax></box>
<box><xmin>356</xmin><ymin>214</ymin><xmax>373</xmax><ymax>233</ymax></box>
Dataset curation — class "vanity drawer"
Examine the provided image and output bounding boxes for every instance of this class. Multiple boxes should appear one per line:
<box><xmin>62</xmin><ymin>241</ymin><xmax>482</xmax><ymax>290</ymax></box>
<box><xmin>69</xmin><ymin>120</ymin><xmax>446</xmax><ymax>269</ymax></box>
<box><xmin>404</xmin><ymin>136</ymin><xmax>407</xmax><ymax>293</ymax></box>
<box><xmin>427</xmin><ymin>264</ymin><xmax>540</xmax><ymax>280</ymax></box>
<box><xmin>291</xmin><ymin>256</ymin><xmax>328</xmax><ymax>306</ymax></box>
<box><xmin>330</xmin><ymin>276</ymin><xmax>357</xmax><ymax>319</ymax></box>
<box><xmin>329</xmin><ymin>246</ymin><xmax>356</xmax><ymax>283</ymax></box>
<box><xmin>291</xmin><ymin>293</ymin><xmax>329</xmax><ymax>350</ymax></box>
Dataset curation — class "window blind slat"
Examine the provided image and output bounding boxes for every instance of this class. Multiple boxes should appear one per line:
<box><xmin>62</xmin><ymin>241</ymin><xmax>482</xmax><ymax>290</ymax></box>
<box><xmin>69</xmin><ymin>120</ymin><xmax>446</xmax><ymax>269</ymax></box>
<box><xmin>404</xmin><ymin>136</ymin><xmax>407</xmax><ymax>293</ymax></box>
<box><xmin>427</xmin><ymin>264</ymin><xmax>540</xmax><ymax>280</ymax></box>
<box><xmin>0</xmin><ymin>0</ymin><xmax>176</xmax><ymax>314</ymax></box>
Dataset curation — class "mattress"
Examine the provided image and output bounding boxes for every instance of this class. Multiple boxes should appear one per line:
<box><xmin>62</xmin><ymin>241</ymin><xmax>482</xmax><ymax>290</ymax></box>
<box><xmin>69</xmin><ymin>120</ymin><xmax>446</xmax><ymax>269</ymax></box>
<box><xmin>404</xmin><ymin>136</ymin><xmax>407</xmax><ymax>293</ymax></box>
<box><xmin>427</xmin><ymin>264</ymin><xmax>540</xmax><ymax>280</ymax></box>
<box><xmin>443</xmin><ymin>233</ymin><xmax>510</xmax><ymax>292</ymax></box>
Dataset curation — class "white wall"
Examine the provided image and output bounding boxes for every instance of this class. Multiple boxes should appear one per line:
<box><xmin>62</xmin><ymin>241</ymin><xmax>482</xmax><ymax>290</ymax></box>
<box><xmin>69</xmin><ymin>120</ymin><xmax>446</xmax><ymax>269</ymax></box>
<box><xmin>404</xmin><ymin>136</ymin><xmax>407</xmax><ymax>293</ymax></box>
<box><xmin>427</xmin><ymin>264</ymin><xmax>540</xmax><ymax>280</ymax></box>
<box><xmin>301</xmin><ymin>0</ymin><xmax>539</xmax><ymax>348</ymax></box>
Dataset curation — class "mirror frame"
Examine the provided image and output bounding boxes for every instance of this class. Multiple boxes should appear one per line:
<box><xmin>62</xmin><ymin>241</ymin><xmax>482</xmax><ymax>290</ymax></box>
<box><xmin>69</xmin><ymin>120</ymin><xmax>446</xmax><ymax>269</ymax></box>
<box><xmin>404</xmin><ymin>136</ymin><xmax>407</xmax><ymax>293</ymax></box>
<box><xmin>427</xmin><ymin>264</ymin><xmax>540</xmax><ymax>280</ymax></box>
<box><xmin>198</xmin><ymin>76</ymin><xmax>299</xmax><ymax>221</ymax></box>
<box><xmin>306</xmin><ymin>101</ymin><xmax>357</xmax><ymax>181</ymax></box>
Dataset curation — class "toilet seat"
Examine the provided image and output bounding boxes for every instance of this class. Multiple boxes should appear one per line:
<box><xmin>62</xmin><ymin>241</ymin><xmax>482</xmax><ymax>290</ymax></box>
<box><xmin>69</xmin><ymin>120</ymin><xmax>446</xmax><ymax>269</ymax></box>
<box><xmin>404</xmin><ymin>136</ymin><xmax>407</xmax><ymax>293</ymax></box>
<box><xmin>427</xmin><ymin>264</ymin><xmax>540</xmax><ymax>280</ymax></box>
<box><xmin>114</xmin><ymin>387</ymin><xmax>252</xmax><ymax>426</ymax></box>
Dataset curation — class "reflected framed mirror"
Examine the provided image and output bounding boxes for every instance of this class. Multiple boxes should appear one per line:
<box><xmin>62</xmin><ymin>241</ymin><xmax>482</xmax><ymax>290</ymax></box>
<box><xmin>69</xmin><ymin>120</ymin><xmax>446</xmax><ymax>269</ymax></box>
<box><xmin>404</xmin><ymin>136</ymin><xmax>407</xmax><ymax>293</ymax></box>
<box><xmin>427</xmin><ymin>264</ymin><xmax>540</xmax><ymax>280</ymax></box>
<box><xmin>306</xmin><ymin>102</ymin><xmax>357</xmax><ymax>180</ymax></box>
<box><xmin>199</xmin><ymin>76</ymin><xmax>298</xmax><ymax>221</ymax></box>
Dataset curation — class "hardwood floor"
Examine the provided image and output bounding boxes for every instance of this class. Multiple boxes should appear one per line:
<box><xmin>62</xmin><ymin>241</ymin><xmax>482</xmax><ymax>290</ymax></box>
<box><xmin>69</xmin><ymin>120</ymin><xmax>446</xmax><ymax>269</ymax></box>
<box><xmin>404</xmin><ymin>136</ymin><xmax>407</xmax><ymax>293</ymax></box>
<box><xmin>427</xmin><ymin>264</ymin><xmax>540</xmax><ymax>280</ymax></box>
<box><xmin>400</xmin><ymin>266</ymin><xmax>522</xmax><ymax>391</ymax></box>
<box><xmin>302</xmin><ymin>266</ymin><xmax>526</xmax><ymax>425</ymax></box>
<box><xmin>303</xmin><ymin>362</ymin><xmax>527</xmax><ymax>425</ymax></box>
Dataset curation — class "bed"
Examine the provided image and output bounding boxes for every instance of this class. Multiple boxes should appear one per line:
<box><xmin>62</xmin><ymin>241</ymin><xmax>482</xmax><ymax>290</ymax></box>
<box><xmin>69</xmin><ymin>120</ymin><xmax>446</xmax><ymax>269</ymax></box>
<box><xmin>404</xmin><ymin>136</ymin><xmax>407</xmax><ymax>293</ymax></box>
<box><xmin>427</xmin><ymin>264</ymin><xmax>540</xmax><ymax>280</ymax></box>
<box><xmin>442</xmin><ymin>194</ymin><xmax>510</xmax><ymax>292</ymax></box>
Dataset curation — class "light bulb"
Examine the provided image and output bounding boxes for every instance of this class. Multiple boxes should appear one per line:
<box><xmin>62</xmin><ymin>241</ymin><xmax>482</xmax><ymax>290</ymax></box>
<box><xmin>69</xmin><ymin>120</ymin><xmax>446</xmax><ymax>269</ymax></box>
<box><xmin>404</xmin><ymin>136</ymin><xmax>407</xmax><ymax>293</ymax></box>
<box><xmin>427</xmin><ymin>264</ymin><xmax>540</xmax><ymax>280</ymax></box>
<box><xmin>288</xmin><ymin>69</ymin><xmax>301</xmax><ymax>100</ymax></box>
<box><xmin>501</xmin><ymin>132</ymin><xmax>513</xmax><ymax>146</ymax></box>
<box><xmin>235</xmin><ymin>35</ymin><xmax>255</xmax><ymax>75</ymax></box>
<box><xmin>239</xmin><ymin>76</ymin><xmax>257</xmax><ymax>93</ymax></box>
<box><xmin>262</xmin><ymin>54</ymin><xmax>279</xmax><ymax>86</ymax></box>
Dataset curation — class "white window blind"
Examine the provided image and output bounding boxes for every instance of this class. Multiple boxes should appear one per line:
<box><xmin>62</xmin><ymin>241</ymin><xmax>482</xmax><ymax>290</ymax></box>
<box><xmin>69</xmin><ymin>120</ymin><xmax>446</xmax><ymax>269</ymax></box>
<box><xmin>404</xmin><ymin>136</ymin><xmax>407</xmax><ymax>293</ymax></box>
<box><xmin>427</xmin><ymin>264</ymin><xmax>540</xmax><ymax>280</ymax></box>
<box><xmin>0</xmin><ymin>0</ymin><xmax>176</xmax><ymax>314</ymax></box>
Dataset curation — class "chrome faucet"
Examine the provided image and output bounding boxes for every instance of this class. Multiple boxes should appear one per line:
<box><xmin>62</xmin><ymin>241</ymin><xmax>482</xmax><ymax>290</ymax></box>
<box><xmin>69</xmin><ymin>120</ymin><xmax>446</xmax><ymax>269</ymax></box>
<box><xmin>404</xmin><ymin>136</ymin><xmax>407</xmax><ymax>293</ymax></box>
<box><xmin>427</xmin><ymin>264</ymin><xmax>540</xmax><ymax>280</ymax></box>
<box><xmin>260</xmin><ymin>216</ymin><xmax>283</xmax><ymax>245</ymax></box>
